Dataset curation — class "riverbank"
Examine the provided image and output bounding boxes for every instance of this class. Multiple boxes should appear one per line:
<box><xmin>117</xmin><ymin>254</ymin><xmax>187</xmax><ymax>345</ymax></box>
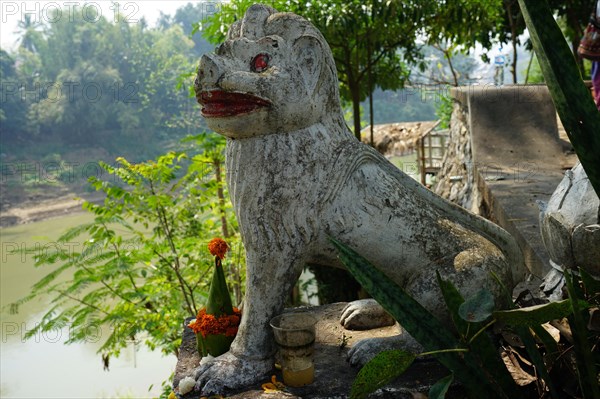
<box><xmin>0</xmin><ymin>192</ymin><xmax>103</xmax><ymax>227</ymax></box>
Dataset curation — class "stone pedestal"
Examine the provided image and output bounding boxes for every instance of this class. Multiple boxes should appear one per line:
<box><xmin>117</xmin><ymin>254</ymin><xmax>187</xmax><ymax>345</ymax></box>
<box><xmin>173</xmin><ymin>303</ymin><xmax>464</xmax><ymax>398</ymax></box>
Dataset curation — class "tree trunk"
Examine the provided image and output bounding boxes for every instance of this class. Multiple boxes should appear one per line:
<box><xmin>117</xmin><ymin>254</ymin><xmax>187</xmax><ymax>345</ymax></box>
<box><xmin>351</xmin><ymin>84</ymin><xmax>361</xmax><ymax>141</ymax></box>
<box><xmin>505</xmin><ymin>0</ymin><xmax>519</xmax><ymax>84</ymax></box>
<box><xmin>368</xmin><ymin>91</ymin><xmax>374</xmax><ymax>146</ymax></box>
<box><xmin>524</xmin><ymin>52</ymin><xmax>534</xmax><ymax>83</ymax></box>
<box><xmin>565</xmin><ymin>7</ymin><xmax>585</xmax><ymax>75</ymax></box>
<box><xmin>512</xmin><ymin>37</ymin><xmax>518</xmax><ymax>84</ymax></box>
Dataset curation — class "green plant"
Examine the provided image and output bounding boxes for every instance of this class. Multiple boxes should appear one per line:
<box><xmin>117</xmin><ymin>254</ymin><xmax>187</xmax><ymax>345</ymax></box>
<box><xmin>330</xmin><ymin>238</ymin><xmax>598</xmax><ymax>399</ymax></box>
<box><xmin>435</xmin><ymin>91</ymin><xmax>453</xmax><ymax>129</ymax></box>
<box><xmin>8</xmin><ymin>133</ymin><xmax>244</xmax><ymax>361</ymax></box>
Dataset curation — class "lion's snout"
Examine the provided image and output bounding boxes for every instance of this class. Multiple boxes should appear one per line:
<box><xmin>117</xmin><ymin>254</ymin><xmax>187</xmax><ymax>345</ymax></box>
<box><xmin>197</xmin><ymin>53</ymin><xmax>223</xmax><ymax>96</ymax></box>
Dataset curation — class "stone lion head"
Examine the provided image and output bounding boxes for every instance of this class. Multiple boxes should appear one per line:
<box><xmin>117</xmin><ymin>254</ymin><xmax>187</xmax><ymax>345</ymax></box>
<box><xmin>195</xmin><ymin>4</ymin><xmax>343</xmax><ymax>138</ymax></box>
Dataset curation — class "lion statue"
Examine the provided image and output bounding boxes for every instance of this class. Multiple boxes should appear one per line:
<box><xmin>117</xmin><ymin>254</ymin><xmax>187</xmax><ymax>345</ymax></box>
<box><xmin>190</xmin><ymin>4</ymin><xmax>525</xmax><ymax>395</ymax></box>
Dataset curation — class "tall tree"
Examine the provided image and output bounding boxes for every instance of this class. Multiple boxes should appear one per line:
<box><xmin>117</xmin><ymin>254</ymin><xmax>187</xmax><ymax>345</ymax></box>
<box><xmin>495</xmin><ymin>0</ymin><xmax>594</xmax><ymax>81</ymax></box>
<box><xmin>0</xmin><ymin>50</ymin><xmax>27</xmax><ymax>138</ymax></box>
<box><xmin>11</xmin><ymin>4</ymin><xmax>203</xmax><ymax>145</ymax></box>
<box><xmin>294</xmin><ymin>0</ymin><xmax>425</xmax><ymax>140</ymax></box>
<box><xmin>484</xmin><ymin>0</ymin><xmax>592</xmax><ymax>83</ymax></box>
<box><xmin>424</xmin><ymin>0</ymin><xmax>504</xmax><ymax>57</ymax></box>
<box><xmin>500</xmin><ymin>0</ymin><xmax>526</xmax><ymax>83</ymax></box>
<box><xmin>14</xmin><ymin>14</ymin><xmax>43</xmax><ymax>53</ymax></box>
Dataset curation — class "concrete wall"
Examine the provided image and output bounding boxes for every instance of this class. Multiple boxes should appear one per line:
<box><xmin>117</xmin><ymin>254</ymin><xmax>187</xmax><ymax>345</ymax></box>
<box><xmin>435</xmin><ymin>85</ymin><xmax>572</xmax><ymax>278</ymax></box>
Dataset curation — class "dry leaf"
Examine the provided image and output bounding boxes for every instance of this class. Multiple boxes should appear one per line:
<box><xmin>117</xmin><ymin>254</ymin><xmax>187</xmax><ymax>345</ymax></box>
<box><xmin>588</xmin><ymin>308</ymin><xmax>600</xmax><ymax>332</ymax></box>
<box><xmin>550</xmin><ymin>318</ymin><xmax>573</xmax><ymax>343</ymax></box>
<box><xmin>501</xmin><ymin>350</ymin><xmax>537</xmax><ymax>386</ymax></box>
<box><xmin>508</xmin><ymin>347</ymin><xmax>532</xmax><ymax>367</ymax></box>
<box><xmin>540</xmin><ymin>322</ymin><xmax>561</xmax><ymax>343</ymax></box>
<box><xmin>261</xmin><ymin>375</ymin><xmax>286</xmax><ymax>392</ymax></box>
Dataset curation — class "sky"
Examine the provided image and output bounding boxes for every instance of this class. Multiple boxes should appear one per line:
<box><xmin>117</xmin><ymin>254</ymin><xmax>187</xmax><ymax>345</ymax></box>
<box><xmin>0</xmin><ymin>0</ymin><xmax>203</xmax><ymax>51</ymax></box>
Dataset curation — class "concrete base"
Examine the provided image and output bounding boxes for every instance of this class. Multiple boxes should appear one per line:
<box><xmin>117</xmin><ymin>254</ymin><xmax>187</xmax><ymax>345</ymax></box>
<box><xmin>174</xmin><ymin>303</ymin><xmax>465</xmax><ymax>398</ymax></box>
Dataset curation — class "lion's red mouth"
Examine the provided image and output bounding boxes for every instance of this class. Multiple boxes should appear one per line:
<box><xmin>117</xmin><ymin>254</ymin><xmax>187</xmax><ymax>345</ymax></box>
<box><xmin>198</xmin><ymin>90</ymin><xmax>271</xmax><ymax>118</ymax></box>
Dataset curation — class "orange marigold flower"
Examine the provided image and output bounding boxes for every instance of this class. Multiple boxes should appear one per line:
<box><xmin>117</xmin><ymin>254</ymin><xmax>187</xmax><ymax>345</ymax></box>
<box><xmin>208</xmin><ymin>238</ymin><xmax>229</xmax><ymax>260</ymax></box>
<box><xmin>188</xmin><ymin>307</ymin><xmax>242</xmax><ymax>338</ymax></box>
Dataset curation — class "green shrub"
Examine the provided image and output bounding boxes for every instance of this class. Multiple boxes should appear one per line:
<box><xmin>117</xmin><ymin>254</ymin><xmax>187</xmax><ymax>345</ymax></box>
<box><xmin>8</xmin><ymin>133</ymin><xmax>244</xmax><ymax>361</ymax></box>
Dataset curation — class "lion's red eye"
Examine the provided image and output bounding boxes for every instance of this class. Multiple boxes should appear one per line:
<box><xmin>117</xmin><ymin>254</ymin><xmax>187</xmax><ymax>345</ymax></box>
<box><xmin>251</xmin><ymin>53</ymin><xmax>270</xmax><ymax>72</ymax></box>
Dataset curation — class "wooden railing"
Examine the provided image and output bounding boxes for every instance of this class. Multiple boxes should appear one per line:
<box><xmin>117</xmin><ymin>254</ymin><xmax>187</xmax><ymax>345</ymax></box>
<box><xmin>416</xmin><ymin>123</ymin><xmax>448</xmax><ymax>186</ymax></box>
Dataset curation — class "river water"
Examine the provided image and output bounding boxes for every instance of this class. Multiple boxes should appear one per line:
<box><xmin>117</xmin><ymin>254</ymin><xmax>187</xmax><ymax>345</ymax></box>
<box><xmin>1</xmin><ymin>213</ymin><xmax>176</xmax><ymax>398</ymax></box>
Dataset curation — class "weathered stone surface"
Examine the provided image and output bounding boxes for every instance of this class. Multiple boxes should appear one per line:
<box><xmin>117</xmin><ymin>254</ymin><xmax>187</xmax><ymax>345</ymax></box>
<box><xmin>434</xmin><ymin>101</ymin><xmax>480</xmax><ymax>214</ymax></box>
<box><xmin>572</xmin><ymin>224</ymin><xmax>600</xmax><ymax>275</ymax></box>
<box><xmin>190</xmin><ymin>4</ymin><xmax>525</xmax><ymax>394</ymax></box>
<box><xmin>174</xmin><ymin>303</ymin><xmax>465</xmax><ymax>398</ymax></box>
<box><xmin>540</xmin><ymin>163</ymin><xmax>600</xmax><ymax>277</ymax></box>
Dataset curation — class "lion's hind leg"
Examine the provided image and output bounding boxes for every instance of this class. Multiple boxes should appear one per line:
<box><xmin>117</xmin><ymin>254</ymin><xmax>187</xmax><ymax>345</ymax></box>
<box><xmin>404</xmin><ymin>244</ymin><xmax>511</xmax><ymax>326</ymax></box>
<box><xmin>345</xmin><ymin>244</ymin><xmax>510</xmax><ymax>368</ymax></box>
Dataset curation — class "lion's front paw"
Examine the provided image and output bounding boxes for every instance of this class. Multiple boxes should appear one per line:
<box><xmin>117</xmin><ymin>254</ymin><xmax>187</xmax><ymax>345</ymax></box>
<box><xmin>347</xmin><ymin>335</ymin><xmax>422</xmax><ymax>368</ymax></box>
<box><xmin>340</xmin><ymin>299</ymin><xmax>396</xmax><ymax>330</ymax></box>
<box><xmin>192</xmin><ymin>352</ymin><xmax>272</xmax><ymax>395</ymax></box>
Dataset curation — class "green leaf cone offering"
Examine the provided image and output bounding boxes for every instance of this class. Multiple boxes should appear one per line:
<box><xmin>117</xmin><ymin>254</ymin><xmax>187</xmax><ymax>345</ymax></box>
<box><xmin>206</xmin><ymin>257</ymin><xmax>234</xmax><ymax>317</ymax></box>
<box><xmin>191</xmin><ymin>239</ymin><xmax>239</xmax><ymax>358</ymax></box>
<box><xmin>197</xmin><ymin>256</ymin><xmax>236</xmax><ymax>357</ymax></box>
<box><xmin>196</xmin><ymin>330</ymin><xmax>235</xmax><ymax>359</ymax></box>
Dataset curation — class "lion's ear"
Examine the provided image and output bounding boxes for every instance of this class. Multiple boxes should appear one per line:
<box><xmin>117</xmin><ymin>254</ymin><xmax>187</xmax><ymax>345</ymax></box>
<box><xmin>293</xmin><ymin>36</ymin><xmax>323</xmax><ymax>95</ymax></box>
<box><xmin>226</xmin><ymin>20</ymin><xmax>242</xmax><ymax>40</ymax></box>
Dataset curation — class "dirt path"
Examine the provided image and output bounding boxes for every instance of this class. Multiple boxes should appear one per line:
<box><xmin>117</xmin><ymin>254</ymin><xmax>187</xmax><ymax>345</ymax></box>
<box><xmin>0</xmin><ymin>193</ymin><xmax>103</xmax><ymax>227</ymax></box>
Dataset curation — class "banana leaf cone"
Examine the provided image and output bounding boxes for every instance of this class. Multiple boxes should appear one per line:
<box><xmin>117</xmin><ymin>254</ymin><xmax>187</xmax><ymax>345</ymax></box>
<box><xmin>206</xmin><ymin>257</ymin><xmax>234</xmax><ymax>317</ymax></box>
<box><xmin>196</xmin><ymin>329</ymin><xmax>235</xmax><ymax>358</ymax></box>
<box><xmin>193</xmin><ymin>254</ymin><xmax>240</xmax><ymax>358</ymax></box>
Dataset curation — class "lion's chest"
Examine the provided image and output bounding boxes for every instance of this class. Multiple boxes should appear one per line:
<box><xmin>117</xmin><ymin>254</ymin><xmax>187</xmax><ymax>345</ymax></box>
<box><xmin>227</xmin><ymin>138</ymin><xmax>324</xmax><ymax>211</ymax></box>
<box><xmin>224</xmin><ymin>129</ymin><xmax>348</xmax><ymax>247</ymax></box>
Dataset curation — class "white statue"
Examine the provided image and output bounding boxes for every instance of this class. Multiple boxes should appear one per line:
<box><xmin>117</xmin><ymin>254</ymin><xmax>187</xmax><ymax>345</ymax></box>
<box><xmin>190</xmin><ymin>4</ymin><xmax>525</xmax><ymax>394</ymax></box>
<box><xmin>539</xmin><ymin>163</ymin><xmax>600</xmax><ymax>290</ymax></box>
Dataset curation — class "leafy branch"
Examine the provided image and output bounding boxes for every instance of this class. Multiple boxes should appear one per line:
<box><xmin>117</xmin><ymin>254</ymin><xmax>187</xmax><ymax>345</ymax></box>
<box><xmin>7</xmin><ymin>134</ymin><xmax>243</xmax><ymax>359</ymax></box>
